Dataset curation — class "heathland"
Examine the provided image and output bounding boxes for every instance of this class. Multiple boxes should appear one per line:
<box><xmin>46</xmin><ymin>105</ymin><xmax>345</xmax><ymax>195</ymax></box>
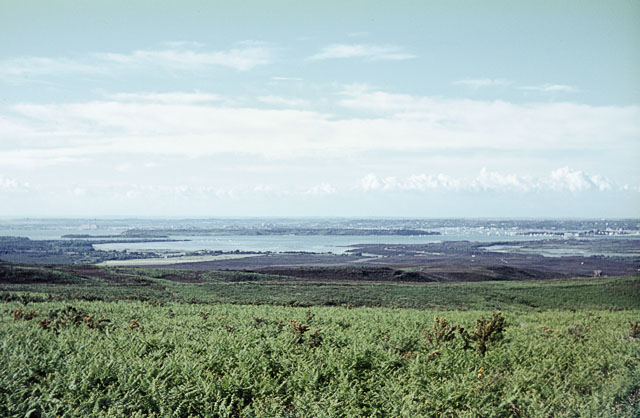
<box><xmin>1</xmin><ymin>219</ymin><xmax>639</xmax><ymax>416</ymax></box>
<box><xmin>1</xmin><ymin>261</ymin><xmax>639</xmax><ymax>416</ymax></box>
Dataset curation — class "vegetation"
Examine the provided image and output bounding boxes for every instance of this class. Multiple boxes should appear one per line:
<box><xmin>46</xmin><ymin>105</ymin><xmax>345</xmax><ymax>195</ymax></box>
<box><xmin>1</xmin><ymin>300</ymin><xmax>639</xmax><ymax>417</ymax></box>
<box><xmin>1</xmin><ymin>262</ymin><xmax>639</xmax><ymax>310</ymax></box>
<box><xmin>0</xmin><ymin>237</ymin><xmax>266</xmax><ymax>266</ymax></box>
<box><xmin>123</xmin><ymin>227</ymin><xmax>441</xmax><ymax>236</ymax></box>
<box><xmin>0</xmin><ymin>237</ymin><xmax>165</xmax><ymax>265</ymax></box>
<box><xmin>1</xmin><ymin>261</ymin><xmax>639</xmax><ymax>416</ymax></box>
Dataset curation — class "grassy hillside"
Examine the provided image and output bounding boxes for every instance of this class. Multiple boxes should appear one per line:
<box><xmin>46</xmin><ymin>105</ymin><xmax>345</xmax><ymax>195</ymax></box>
<box><xmin>1</xmin><ymin>262</ymin><xmax>639</xmax><ymax>310</ymax></box>
<box><xmin>1</xmin><ymin>301</ymin><xmax>639</xmax><ymax>417</ymax></box>
<box><xmin>2</xmin><ymin>262</ymin><xmax>639</xmax><ymax>416</ymax></box>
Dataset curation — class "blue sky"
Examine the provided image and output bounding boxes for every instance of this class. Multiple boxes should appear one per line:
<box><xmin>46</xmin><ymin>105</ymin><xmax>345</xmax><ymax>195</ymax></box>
<box><xmin>0</xmin><ymin>0</ymin><xmax>638</xmax><ymax>217</ymax></box>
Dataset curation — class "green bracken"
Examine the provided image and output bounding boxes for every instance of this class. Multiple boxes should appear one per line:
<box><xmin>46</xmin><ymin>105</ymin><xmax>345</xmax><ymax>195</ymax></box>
<box><xmin>0</xmin><ymin>300</ymin><xmax>638</xmax><ymax>417</ymax></box>
<box><xmin>0</xmin><ymin>266</ymin><xmax>639</xmax><ymax>416</ymax></box>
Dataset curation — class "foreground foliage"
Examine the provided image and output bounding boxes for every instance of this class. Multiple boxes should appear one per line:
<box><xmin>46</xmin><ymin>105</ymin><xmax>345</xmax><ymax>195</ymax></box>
<box><xmin>2</xmin><ymin>265</ymin><xmax>639</xmax><ymax>416</ymax></box>
<box><xmin>1</xmin><ymin>300</ymin><xmax>639</xmax><ymax>417</ymax></box>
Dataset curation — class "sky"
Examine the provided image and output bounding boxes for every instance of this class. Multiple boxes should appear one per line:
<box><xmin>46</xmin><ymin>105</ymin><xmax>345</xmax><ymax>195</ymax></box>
<box><xmin>0</xmin><ymin>0</ymin><xmax>638</xmax><ymax>218</ymax></box>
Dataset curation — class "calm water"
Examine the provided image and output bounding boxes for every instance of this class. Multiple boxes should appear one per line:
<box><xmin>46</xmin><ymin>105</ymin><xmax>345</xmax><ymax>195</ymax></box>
<box><xmin>481</xmin><ymin>244</ymin><xmax>639</xmax><ymax>258</ymax></box>
<box><xmin>1</xmin><ymin>218</ymin><xmax>637</xmax><ymax>255</ymax></box>
<box><xmin>92</xmin><ymin>231</ymin><xmax>523</xmax><ymax>254</ymax></box>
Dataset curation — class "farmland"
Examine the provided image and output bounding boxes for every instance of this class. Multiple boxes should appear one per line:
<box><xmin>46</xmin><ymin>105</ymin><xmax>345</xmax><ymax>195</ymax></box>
<box><xmin>1</xmin><ymin>261</ymin><xmax>639</xmax><ymax>416</ymax></box>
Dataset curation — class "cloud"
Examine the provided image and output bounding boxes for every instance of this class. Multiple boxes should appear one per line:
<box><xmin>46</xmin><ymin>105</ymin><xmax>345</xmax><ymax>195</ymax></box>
<box><xmin>94</xmin><ymin>45</ymin><xmax>272</xmax><ymax>71</ymax></box>
<box><xmin>519</xmin><ymin>84</ymin><xmax>578</xmax><ymax>93</ymax></box>
<box><xmin>357</xmin><ymin>168</ymin><xmax>617</xmax><ymax>193</ymax></box>
<box><xmin>472</xmin><ymin>168</ymin><xmax>534</xmax><ymax>192</ymax></box>
<box><xmin>115</xmin><ymin>162</ymin><xmax>158</xmax><ymax>173</ymax></box>
<box><xmin>305</xmin><ymin>182</ymin><xmax>336</xmax><ymax>196</ymax></box>
<box><xmin>336</xmin><ymin>87</ymin><xmax>639</xmax><ymax>152</ymax></box>
<box><xmin>0</xmin><ymin>115</ymin><xmax>33</xmax><ymax>137</ymax></box>
<box><xmin>0</xmin><ymin>175</ymin><xmax>29</xmax><ymax>191</ymax></box>
<box><xmin>621</xmin><ymin>184</ymin><xmax>640</xmax><ymax>192</ymax></box>
<box><xmin>453</xmin><ymin>79</ymin><xmax>512</xmax><ymax>88</ymax></box>
<box><xmin>163</xmin><ymin>41</ymin><xmax>205</xmax><ymax>48</ymax></box>
<box><xmin>358</xmin><ymin>173</ymin><xmax>460</xmax><ymax>192</ymax></box>
<box><xmin>1</xmin><ymin>88</ymin><xmax>638</xmax><ymax>171</ymax></box>
<box><xmin>271</xmin><ymin>76</ymin><xmax>302</xmax><ymax>81</ymax></box>
<box><xmin>0</xmin><ymin>43</ymin><xmax>273</xmax><ymax>81</ymax></box>
<box><xmin>0</xmin><ymin>57</ymin><xmax>107</xmax><ymax>79</ymax></box>
<box><xmin>310</xmin><ymin>44</ymin><xmax>415</xmax><ymax>61</ymax></box>
<box><xmin>104</xmin><ymin>92</ymin><xmax>221</xmax><ymax>104</ymax></box>
<box><xmin>99</xmin><ymin>184</ymin><xmax>241</xmax><ymax>201</ymax></box>
<box><xmin>71</xmin><ymin>187</ymin><xmax>88</xmax><ymax>197</ymax></box>
<box><xmin>359</xmin><ymin>174</ymin><xmax>382</xmax><ymax>192</ymax></box>
<box><xmin>545</xmin><ymin>167</ymin><xmax>612</xmax><ymax>192</ymax></box>
<box><xmin>0</xmin><ymin>176</ymin><xmax>19</xmax><ymax>190</ymax></box>
<box><xmin>258</xmin><ymin>95</ymin><xmax>309</xmax><ymax>107</ymax></box>
<box><xmin>62</xmin><ymin>182</ymin><xmax>338</xmax><ymax>201</ymax></box>
<box><xmin>454</xmin><ymin>79</ymin><xmax>578</xmax><ymax>93</ymax></box>
<box><xmin>472</xmin><ymin>167</ymin><xmax>614</xmax><ymax>192</ymax></box>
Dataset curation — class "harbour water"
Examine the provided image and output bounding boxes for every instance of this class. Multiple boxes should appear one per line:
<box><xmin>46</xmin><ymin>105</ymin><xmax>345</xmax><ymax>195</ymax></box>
<box><xmin>1</xmin><ymin>218</ymin><xmax>637</xmax><ymax>255</ymax></box>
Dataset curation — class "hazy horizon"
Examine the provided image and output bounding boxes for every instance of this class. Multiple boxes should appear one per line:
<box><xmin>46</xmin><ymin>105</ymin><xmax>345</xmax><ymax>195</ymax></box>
<box><xmin>1</xmin><ymin>215</ymin><xmax>640</xmax><ymax>221</ymax></box>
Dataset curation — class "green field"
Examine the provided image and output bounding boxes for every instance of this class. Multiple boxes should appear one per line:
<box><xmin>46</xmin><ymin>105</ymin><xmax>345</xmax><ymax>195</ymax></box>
<box><xmin>1</xmin><ymin>263</ymin><xmax>639</xmax><ymax>416</ymax></box>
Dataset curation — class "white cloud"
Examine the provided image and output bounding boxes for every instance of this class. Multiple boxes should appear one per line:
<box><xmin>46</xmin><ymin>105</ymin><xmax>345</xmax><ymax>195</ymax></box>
<box><xmin>0</xmin><ymin>175</ymin><xmax>29</xmax><ymax>191</ymax></box>
<box><xmin>1</xmin><ymin>88</ymin><xmax>638</xmax><ymax>172</ymax></box>
<box><xmin>71</xmin><ymin>187</ymin><xmax>88</xmax><ymax>197</ymax></box>
<box><xmin>472</xmin><ymin>168</ymin><xmax>533</xmax><ymax>192</ymax></box>
<box><xmin>0</xmin><ymin>57</ymin><xmax>107</xmax><ymax>79</ymax></box>
<box><xmin>163</xmin><ymin>41</ymin><xmax>205</xmax><ymax>48</ymax></box>
<box><xmin>453</xmin><ymin>78</ymin><xmax>512</xmax><ymax>88</ymax></box>
<box><xmin>407</xmin><ymin>174</ymin><xmax>462</xmax><ymax>191</ymax></box>
<box><xmin>105</xmin><ymin>92</ymin><xmax>221</xmax><ymax>104</ymax></box>
<box><xmin>94</xmin><ymin>45</ymin><xmax>272</xmax><ymax>71</ymax></box>
<box><xmin>357</xmin><ymin>168</ymin><xmax>617</xmax><ymax>193</ymax></box>
<box><xmin>109</xmin><ymin>184</ymin><xmax>239</xmax><ymax>201</ymax></box>
<box><xmin>271</xmin><ymin>76</ymin><xmax>303</xmax><ymax>81</ymax></box>
<box><xmin>305</xmin><ymin>182</ymin><xmax>336</xmax><ymax>196</ymax></box>
<box><xmin>359</xmin><ymin>173</ymin><xmax>461</xmax><ymax>192</ymax></box>
<box><xmin>519</xmin><ymin>84</ymin><xmax>578</xmax><ymax>93</ymax></box>
<box><xmin>115</xmin><ymin>162</ymin><xmax>158</xmax><ymax>173</ymax></box>
<box><xmin>545</xmin><ymin>167</ymin><xmax>612</xmax><ymax>192</ymax></box>
<box><xmin>0</xmin><ymin>176</ymin><xmax>18</xmax><ymax>190</ymax></box>
<box><xmin>359</xmin><ymin>174</ymin><xmax>382</xmax><ymax>192</ymax></box>
<box><xmin>337</xmin><ymin>87</ymin><xmax>639</xmax><ymax>152</ymax></box>
<box><xmin>310</xmin><ymin>44</ymin><xmax>415</xmax><ymax>61</ymax></box>
<box><xmin>258</xmin><ymin>95</ymin><xmax>309</xmax><ymax>107</ymax></box>
<box><xmin>454</xmin><ymin>79</ymin><xmax>578</xmax><ymax>93</ymax></box>
<box><xmin>64</xmin><ymin>182</ymin><xmax>339</xmax><ymax>201</ymax></box>
<box><xmin>472</xmin><ymin>167</ymin><xmax>614</xmax><ymax>193</ymax></box>
<box><xmin>0</xmin><ymin>144</ymin><xmax>92</xmax><ymax>169</ymax></box>
<box><xmin>0</xmin><ymin>115</ymin><xmax>33</xmax><ymax>137</ymax></box>
<box><xmin>0</xmin><ymin>44</ymin><xmax>273</xmax><ymax>81</ymax></box>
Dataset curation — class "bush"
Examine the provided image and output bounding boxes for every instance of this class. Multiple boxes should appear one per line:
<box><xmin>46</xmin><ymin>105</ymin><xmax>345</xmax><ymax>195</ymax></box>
<box><xmin>459</xmin><ymin>312</ymin><xmax>506</xmax><ymax>355</ymax></box>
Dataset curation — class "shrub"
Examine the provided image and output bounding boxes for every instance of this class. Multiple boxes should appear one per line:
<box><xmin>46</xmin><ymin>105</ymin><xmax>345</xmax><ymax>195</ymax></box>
<box><xmin>460</xmin><ymin>312</ymin><xmax>506</xmax><ymax>355</ymax></box>
<box><xmin>567</xmin><ymin>322</ymin><xmax>591</xmax><ymax>342</ymax></box>
<box><xmin>308</xmin><ymin>328</ymin><xmax>323</xmax><ymax>347</ymax></box>
<box><xmin>290</xmin><ymin>319</ymin><xmax>309</xmax><ymax>344</ymax></box>
<box><xmin>424</xmin><ymin>315</ymin><xmax>461</xmax><ymax>346</ymax></box>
